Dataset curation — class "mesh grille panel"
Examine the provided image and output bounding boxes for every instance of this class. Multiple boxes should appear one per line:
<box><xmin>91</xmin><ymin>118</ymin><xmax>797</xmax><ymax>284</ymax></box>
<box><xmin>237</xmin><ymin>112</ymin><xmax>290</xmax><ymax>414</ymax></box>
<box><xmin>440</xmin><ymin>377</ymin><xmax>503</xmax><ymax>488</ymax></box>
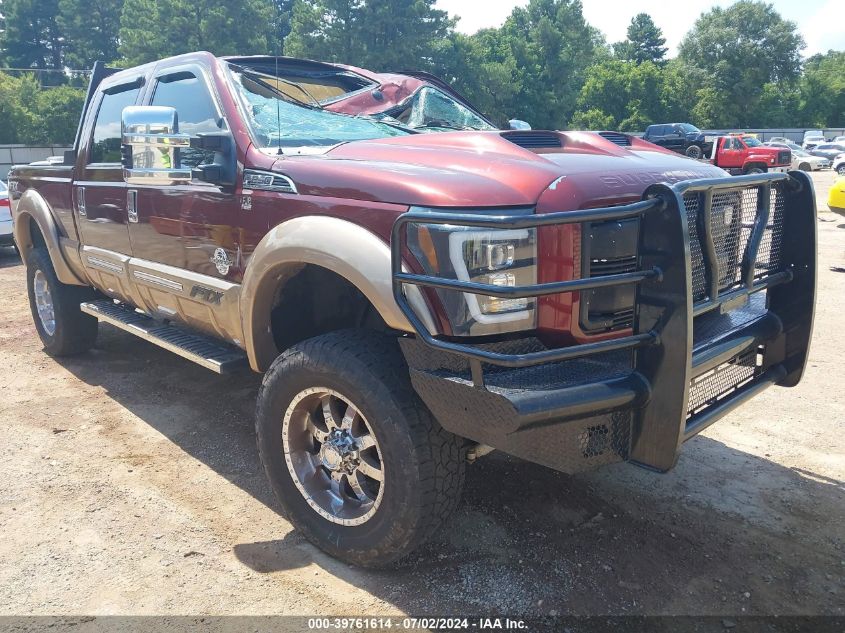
<box><xmin>687</xmin><ymin>349</ymin><xmax>759</xmax><ymax>418</ymax></box>
<box><xmin>682</xmin><ymin>192</ymin><xmax>708</xmax><ymax>302</ymax></box>
<box><xmin>683</xmin><ymin>181</ymin><xmax>786</xmax><ymax>303</ymax></box>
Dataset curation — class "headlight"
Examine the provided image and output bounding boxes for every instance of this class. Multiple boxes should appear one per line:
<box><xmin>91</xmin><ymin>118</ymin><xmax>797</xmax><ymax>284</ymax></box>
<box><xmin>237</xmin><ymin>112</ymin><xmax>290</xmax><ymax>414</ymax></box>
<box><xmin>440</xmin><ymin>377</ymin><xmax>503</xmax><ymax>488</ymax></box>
<box><xmin>406</xmin><ymin>209</ymin><xmax>537</xmax><ymax>336</ymax></box>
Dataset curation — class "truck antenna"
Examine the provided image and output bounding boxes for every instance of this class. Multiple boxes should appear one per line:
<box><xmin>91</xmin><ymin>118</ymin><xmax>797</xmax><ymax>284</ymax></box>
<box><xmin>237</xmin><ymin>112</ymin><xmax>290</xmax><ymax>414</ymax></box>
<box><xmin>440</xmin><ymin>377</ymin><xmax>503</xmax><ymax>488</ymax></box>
<box><xmin>275</xmin><ymin>8</ymin><xmax>283</xmax><ymax>155</ymax></box>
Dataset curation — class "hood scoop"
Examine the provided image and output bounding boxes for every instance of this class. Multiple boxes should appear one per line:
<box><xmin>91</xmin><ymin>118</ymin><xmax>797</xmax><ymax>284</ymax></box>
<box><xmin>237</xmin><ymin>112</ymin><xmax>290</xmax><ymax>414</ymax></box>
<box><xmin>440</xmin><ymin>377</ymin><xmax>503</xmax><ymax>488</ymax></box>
<box><xmin>598</xmin><ymin>131</ymin><xmax>633</xmax><ymax>146</ymax></box>
<box><xmin>500</xmin><ymin>131</ymin><xmax>563</xmax><ymax>150</ymax></box>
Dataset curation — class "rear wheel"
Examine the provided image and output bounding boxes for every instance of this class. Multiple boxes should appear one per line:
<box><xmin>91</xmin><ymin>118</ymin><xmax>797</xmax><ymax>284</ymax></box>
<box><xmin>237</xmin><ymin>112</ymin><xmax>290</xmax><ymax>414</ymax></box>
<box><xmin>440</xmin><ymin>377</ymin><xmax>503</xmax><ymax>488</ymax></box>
<box><xmin>798</xmin><ymin>162</ymin><xmax>811</xmax><ymax>171</ymax></box>
<box><xmin>685</xmin><ymin>144</ymin><xmax>702</xmax><ymax>159</ymax></box>
<box><xmin>256</xmin><ymin>330</ymin><xmax>466</xmax><ymax>567</ymax></box>
<box><xmin>837</xmin><ymin>165</ymin><xmax>845</xmax><ymax>176</ymax></box>
<box><xmin>26</xmin><ymin>248</ymin><xmax>98</xmax><ymax>356</ymax></box>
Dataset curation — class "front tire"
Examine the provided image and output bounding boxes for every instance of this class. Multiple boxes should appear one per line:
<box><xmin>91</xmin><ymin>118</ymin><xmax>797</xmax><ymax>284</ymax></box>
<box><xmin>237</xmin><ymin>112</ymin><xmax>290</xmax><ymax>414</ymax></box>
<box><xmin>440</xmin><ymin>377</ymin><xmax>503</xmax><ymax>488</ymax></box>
<box><xmin>26</xmin><ymin>248</ymin><xmax>98</xmax><ymax>356</ymax></box>
<box><xmin>256</xmin><ymin>330</ymin><xmax>466</xmax><ymax>567</ymax></box>
<box><xmin>744</xmin><ymin>166</ymin><xmax>766</xmax><ymax>174</ymax></box>
<box><xmin>837</xmin><ymin>165</ymin><xmax>845</xmax><ymax>176</ymax></box>
<box><xmin>685</xmin><ymin>144</ymin><xmax>703</xmax><ymax>159</ymax></box>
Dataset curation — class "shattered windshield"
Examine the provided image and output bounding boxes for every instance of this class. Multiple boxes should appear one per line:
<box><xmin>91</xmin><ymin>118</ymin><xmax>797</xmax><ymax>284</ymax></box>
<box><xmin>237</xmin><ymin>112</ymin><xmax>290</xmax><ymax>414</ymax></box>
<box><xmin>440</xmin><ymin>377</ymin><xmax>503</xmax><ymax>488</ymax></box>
<box><xmin>384</xmin><ymin>86</ymin><xmax>496</xmax><ymax>131</ymax></box>
<box><xmin>228</xmin><ymin>65</ymin><xmax>409</xmax><ymax>150</ymax></box>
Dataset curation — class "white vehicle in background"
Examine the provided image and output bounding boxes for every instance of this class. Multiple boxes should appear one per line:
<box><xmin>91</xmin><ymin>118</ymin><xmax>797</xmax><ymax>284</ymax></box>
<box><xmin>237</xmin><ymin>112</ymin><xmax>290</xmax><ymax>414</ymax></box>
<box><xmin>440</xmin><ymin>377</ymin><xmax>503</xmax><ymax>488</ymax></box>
<box><xmin>833</xmin><ymin>154</ymin><xmax>845</xmax><ymax>176</ymax></box>
<box><xmin>803</xmin><ymin>131</ymin><xmax>826</xmax><ymax>150</ymax></box>
<box><xmin>0</xmin><ymin>181</ymin><xmax>14</xmax><ymax>249</ymax></box>
<box><xmin>832</xmin><ymin>136</ymin><xmax>845</xmax><ymax>144</ymax></box>
<box><xmin>766</xmin><ymin>142</ymin><xmax>830</xmax><ymax>171</ymax></box>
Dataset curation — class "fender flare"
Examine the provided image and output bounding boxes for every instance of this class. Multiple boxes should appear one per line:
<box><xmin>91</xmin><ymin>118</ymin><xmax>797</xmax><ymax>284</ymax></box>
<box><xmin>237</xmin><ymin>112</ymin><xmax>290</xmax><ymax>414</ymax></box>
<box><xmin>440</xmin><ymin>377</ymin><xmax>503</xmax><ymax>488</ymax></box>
<box><xmin>240</xmin><ymin>215</ymin><xmax>436</xmax><ymax>372</ymax></box>
<box><xmin>13</xmin><ymin>189</ymin><xmax>86</xmax><ymax>286</ymax></box>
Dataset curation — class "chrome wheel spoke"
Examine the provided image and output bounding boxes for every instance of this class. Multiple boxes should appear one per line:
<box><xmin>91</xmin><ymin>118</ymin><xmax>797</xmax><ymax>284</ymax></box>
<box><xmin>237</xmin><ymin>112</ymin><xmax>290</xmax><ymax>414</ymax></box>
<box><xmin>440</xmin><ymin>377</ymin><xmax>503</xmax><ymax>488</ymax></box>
<box><xmin>308</xmin><ymin>420</ymin><xmax>329</xmax><ymax>444</ymax></box>
<box><xmin>321</xmin><ymin>395</ymin><xmax>341</xmax><ymax>431</ymax></box>
<box><xmin>340</xmin><ymin>403</ymin><xmax>357</xmax><ymax>430</ymax></box>
<box><xmin>357</xmin><ymin>458</ymin><xmax>383</xmax><ymax>483</ymax></box>
<box><xmin>346</xmin><ymin>471</ymin><xmax>371</xmax><ymax>502</ymax></box>
<box><xmin>355</xmin><ymin>434</ymin><xmax>376</xmax><ymax>451</ymax></box>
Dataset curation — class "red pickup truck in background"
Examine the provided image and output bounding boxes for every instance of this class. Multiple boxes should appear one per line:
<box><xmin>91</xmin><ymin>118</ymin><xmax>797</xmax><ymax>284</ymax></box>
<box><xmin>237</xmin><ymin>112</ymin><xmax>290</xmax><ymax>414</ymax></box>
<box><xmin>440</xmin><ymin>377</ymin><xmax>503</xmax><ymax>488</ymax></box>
<box><xmin>709</xmin><ymin>134</ymin><xmax>791</xmax><ymax>175</ymax></box>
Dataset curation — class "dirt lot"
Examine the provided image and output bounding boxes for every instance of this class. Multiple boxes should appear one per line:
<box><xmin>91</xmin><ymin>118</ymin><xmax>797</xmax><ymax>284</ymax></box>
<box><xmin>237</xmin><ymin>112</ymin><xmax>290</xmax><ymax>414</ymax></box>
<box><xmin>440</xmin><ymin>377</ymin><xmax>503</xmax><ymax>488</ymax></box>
<box><xmin>0</xmin><ymin>171</ymin><xmax>842</xmax><ymax>618</ymax></box>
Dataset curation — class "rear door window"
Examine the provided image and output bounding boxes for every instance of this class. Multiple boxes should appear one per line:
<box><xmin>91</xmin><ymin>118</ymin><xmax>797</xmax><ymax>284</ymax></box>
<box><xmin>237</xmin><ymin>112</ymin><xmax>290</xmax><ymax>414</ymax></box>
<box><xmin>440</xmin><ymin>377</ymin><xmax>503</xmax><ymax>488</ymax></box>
<box><xmin>89</xmin><ymin>84</ymin><xmax>141</xmax><ymax>164</ymax></box>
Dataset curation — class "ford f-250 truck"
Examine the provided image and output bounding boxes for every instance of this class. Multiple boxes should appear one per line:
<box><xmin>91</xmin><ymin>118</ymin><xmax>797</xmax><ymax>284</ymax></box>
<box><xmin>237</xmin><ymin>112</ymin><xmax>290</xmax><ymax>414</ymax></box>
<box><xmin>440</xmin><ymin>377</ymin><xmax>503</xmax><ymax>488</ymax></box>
<box><xmin>8</xmin><ymin>52</ymin><xmax>816</xmax><ymax>567</ymax></box>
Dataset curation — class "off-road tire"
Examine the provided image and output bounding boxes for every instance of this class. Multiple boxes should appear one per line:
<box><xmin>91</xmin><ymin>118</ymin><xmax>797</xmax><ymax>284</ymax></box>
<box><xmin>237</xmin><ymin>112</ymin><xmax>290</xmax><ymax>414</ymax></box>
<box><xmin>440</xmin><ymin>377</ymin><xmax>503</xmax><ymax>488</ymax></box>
<box><xmin>26</xmin><ymin>247</ymin><xmax>97</xmax><ymax>356</ymax></box>
<box><xmin>798</xmin><ymin>162</ymin><xmax>811</xmax><ymax>171</ymax></box>
<box><xmin>685</xmin><ymin>144</ymin><xmax>703</xmax><ymax>160</ymax></box>
<box><xmin>256</xmin><ymin>329</ymin><xmax>466</xmax><ymax>567</ymax></box>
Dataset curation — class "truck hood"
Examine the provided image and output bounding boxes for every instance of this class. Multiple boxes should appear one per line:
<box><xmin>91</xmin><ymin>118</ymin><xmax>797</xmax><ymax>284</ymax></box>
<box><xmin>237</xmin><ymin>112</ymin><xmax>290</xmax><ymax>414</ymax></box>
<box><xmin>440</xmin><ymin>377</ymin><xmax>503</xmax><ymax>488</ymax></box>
<box><xmin>272</xmin><ymin>131</ymin><xmax>727</xmax><ymax>209</ymax></box>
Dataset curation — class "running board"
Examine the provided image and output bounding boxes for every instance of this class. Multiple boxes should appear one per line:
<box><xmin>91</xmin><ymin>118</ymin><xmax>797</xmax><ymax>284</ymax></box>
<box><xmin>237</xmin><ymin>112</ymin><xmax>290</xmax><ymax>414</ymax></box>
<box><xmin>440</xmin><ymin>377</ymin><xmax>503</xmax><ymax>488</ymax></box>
<box><xmin>80</xmin><ymin>300</ymin><xmax>247</xmax><ymax>374</ymax></box>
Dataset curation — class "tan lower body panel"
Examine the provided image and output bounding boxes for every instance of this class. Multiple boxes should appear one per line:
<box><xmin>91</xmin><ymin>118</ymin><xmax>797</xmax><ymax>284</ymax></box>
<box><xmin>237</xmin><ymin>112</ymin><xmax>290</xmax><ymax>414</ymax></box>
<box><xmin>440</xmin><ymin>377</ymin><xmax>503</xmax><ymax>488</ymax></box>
<box><xmin>81</xmin><ymin>246</ymin><xmax>244</xmax><ymax>348</ymax></box>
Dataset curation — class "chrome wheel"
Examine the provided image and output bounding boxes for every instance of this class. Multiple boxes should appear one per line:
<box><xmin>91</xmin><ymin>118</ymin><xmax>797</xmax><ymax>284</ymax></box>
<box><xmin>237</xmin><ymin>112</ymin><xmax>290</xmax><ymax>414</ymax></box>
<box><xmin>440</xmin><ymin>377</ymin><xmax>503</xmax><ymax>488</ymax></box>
<box><xmin>33</xmin><ymin>269</ymin><xmax>56</xmax><ymax>336</ymax></box>
<box><xmin>282</xmin><ymin>387</ymin><xmax>384</xmax><ymax>526</ymax></box>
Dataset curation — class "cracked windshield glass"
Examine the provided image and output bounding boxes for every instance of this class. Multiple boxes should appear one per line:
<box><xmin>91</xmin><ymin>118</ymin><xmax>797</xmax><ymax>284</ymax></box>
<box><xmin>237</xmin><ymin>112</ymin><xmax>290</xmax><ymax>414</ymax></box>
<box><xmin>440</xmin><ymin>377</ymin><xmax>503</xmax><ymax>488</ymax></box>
<box><xmin>228</xmin><ymin>65</ymin><xmax>409</xmax><ymax>149</ymax></box>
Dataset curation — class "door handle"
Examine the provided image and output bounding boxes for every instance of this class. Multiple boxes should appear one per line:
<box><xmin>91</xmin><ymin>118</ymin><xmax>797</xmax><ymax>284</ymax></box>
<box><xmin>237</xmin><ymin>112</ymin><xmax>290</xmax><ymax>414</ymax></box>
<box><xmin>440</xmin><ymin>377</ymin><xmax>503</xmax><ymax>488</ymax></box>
<box><xmin>76</xmin><ymin>186</ymin><xmax>86</xmax><ymax>217</ymax></box>
<box><xmin>127</xmin><ymin>190</ymin><xmax>138</xmax><ymax>223</ymax></box>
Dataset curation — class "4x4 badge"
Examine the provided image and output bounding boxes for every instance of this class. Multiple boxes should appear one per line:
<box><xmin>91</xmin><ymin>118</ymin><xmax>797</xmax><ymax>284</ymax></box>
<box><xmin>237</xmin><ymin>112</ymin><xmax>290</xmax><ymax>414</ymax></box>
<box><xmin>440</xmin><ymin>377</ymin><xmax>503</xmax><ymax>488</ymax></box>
<box><xmin>211</xmin><ymin>248</ymin><xmax>232</xmax><ymax>275</ymax></box>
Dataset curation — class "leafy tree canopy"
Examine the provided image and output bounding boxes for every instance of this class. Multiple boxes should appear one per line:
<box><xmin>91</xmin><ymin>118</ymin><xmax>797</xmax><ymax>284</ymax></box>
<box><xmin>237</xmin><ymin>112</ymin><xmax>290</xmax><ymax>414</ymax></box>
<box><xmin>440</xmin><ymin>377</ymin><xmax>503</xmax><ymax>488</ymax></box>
<box><xmin>679</xmin><ymin>0</ymin><xmax>805</xmax><ymax>127</ymax></box>
<box><xmin>613</xmin><ymin>13</ymin><xmax>667</xmax><ymax>64</ymax></box>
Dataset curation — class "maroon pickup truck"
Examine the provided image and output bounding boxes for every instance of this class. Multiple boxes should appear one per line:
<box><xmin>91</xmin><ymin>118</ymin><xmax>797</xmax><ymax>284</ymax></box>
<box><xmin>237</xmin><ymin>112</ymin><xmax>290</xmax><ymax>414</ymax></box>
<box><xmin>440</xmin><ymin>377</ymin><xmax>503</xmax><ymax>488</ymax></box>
<box><xmin>8</xmin><ymin>52</ymin><xmax>816</xmax><ymax>567</ymax></box>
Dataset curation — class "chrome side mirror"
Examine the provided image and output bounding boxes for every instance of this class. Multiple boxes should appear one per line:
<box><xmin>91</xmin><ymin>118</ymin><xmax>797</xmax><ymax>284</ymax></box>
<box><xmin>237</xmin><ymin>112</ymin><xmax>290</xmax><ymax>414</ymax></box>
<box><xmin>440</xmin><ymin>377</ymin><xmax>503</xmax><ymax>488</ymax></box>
<box><xmin>508</xmin><ymin>119</ymin><xmax>532</xmax><ymax>131</ymax></box>
<box><xmin>121</xmin><ymin>106</ymin><xmax>192</xmax><ymax>185</ymax></box>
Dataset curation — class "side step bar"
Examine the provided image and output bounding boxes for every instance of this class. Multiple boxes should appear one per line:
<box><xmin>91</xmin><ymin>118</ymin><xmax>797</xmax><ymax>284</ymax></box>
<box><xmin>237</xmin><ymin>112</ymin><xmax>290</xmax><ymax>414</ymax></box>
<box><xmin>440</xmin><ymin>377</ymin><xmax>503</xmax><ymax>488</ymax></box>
<box><xmin>80</xmin><ymin>300</ymin><xmax>247</xmax><ymax>374</ymax></box>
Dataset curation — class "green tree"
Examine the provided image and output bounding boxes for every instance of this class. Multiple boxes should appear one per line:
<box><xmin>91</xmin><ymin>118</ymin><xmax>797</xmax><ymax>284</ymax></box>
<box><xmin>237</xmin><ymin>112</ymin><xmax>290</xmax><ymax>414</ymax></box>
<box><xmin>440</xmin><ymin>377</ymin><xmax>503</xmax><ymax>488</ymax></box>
<box><xmin>58</xmin><ymin>0</ymin><xmax>124</xmax><ymax>68</ymax></box>
<box><xmin>679</xmin><ymin>0</ymin><xmax>804</xmax><ymax>127</ymax></box>
<box><xmin>0</xmin><ymin>0</ymin><xmax>65</xmax><ymax>78</ymax></box>
<box><xmin>613</xmin><ymin>13</ymin><xmax>667</xmax><ymax>64</ymax></box>
<box><xmin>570</xmin><ymin>59</ymin><xmax>664</xmax><ymax>130</ymax></box>
<box><xmin>119</xmin><ymin>0</ymin><xmax>275</xmax><ymax>66</ymax></box>
<box><xmin>432</xmin><ymin>30</ymin><xmax>522</xmax><ymax>127</ymax></box>
<box><xmin>0</xmin><ymin>71</ymin><xmax>83</xmax><ymax>143</ymax></box>
<box><xmin>798</xmin><ymin>50</ymin><xmax>845</xmax><ymax>127</ymax></box>
<box><xmin>286</xmin><ymin>0</ymin><xmax>453</xmax><ymax>71</ymax></box>
<box><xmin>489</xmin><ymin>0</ymin><xmax>602</xmax><ymax>129</ymax></box>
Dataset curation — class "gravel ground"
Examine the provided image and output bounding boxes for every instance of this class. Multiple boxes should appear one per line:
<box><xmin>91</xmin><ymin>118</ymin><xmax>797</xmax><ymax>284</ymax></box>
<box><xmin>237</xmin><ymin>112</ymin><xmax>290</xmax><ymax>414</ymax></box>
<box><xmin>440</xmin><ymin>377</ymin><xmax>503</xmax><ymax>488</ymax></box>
<box><xmin>0</xmin><ymin>171</ymin><xmax>842</xmax><ymax>617</ymax></box>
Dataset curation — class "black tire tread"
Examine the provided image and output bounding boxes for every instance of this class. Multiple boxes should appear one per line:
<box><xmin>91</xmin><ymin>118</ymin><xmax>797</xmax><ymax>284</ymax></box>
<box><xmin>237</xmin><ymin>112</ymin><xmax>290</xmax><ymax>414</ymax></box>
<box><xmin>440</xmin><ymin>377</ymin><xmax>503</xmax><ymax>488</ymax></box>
<box><xmin>256</xmin><ymin>329</ymin><xmax>465</xmax><ymax>565</ymax></box>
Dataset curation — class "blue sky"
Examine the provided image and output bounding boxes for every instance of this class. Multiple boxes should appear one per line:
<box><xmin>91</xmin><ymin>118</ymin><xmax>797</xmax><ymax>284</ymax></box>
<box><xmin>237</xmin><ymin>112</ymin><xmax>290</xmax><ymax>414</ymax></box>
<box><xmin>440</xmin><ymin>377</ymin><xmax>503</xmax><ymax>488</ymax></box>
<box><xmin>435</xmin><ymin>0</ymin><xmax>844</xmax><ymax>57</ymax></box>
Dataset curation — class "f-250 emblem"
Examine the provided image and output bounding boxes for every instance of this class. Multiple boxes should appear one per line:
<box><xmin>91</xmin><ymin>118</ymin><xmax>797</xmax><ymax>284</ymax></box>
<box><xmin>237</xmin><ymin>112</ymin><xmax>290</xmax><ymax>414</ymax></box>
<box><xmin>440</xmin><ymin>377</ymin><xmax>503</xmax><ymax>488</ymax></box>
<box><xmin>190</xmin><ymin>285</ymin><xmax>224</xmax><ymax>305</ymax></box>
<box><xmin>211</xmin><ymin>248</ymin><xmax>232</xmax><ymax>275</ymax></box>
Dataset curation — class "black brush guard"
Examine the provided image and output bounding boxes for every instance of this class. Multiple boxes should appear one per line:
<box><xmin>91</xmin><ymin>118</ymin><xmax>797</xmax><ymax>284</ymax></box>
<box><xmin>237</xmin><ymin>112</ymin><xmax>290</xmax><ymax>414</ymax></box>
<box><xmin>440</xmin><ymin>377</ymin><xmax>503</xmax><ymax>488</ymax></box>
<box><xmin>391</xmin><ymin>172</ymin><xmax>816</xmax><ymax>473</ymax></box>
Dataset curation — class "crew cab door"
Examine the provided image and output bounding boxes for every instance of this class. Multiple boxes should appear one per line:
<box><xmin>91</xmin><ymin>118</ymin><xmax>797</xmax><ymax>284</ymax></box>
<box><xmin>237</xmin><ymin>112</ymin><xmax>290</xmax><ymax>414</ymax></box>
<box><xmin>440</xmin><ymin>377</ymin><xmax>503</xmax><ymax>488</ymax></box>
<box><xmin>75</xmin><ymin>79</ymin><xmax>142</xmax><ymax>300</ymax></box>
<box><xmin>125</xmin><ymin>64</ymin><xmax>242</xmax><ymax>337</ymax></box>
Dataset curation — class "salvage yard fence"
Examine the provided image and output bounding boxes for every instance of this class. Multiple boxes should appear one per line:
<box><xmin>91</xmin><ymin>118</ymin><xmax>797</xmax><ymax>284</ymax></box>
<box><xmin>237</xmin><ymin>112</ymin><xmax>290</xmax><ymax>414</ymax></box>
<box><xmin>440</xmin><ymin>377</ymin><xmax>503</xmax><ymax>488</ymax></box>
<box><xmin>1</xmin><ymin>145</ymin><xmax>72</xmax><ymax>180</ymax></box>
